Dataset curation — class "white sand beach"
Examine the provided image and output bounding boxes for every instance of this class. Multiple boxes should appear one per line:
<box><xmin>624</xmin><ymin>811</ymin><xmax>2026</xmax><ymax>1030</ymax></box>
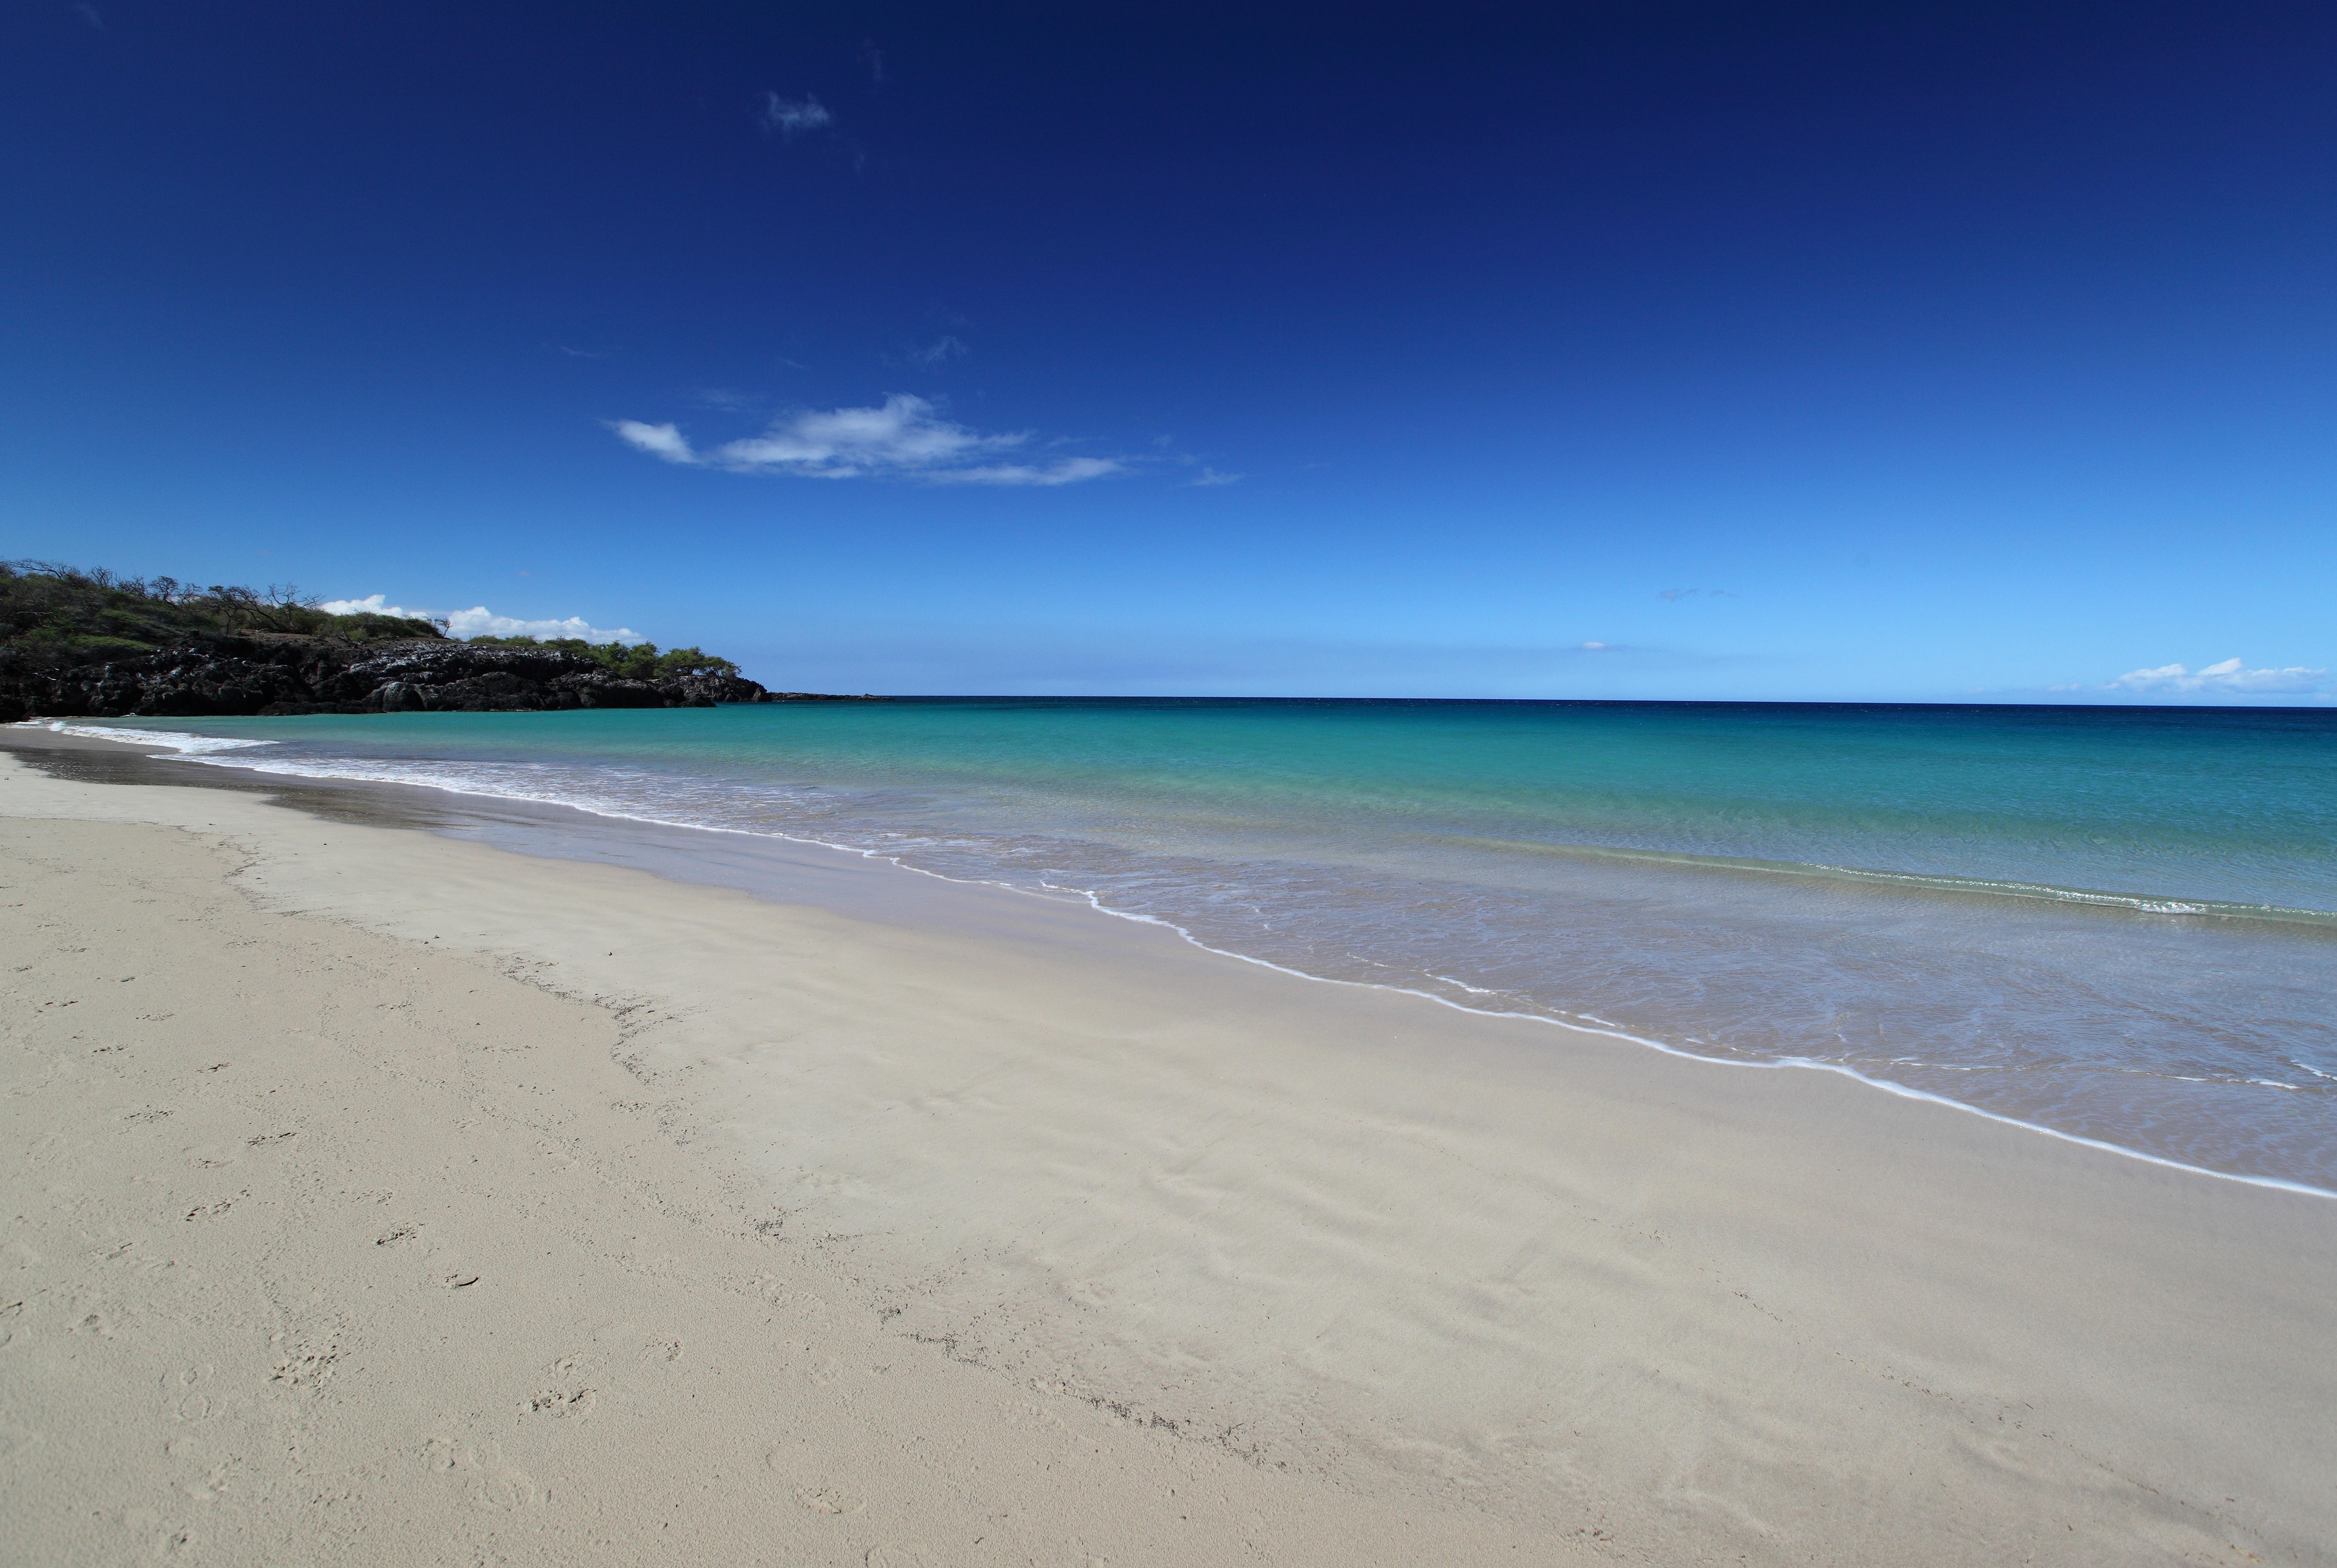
<box><xmin>3</xmin><ymin>741</ymin><xmax>2332</xmax><ymax>1566</ymax></box>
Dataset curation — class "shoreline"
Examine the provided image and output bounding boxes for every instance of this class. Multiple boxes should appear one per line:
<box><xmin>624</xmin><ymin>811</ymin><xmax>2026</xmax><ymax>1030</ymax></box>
<box><xmin>5</xmin><ymin>733</ymin><xmax>2336</xmax><ymax>1563</ymax></box>
<box><xmin>14</xmin><ymin>720</ymin><xmax>2334</xmax><ymax>1204</ymax></box>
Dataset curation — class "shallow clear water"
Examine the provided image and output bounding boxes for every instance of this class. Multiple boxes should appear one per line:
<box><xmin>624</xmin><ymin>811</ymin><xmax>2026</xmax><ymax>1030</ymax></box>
<box><xmin>41</xmin><ymin>699</ymin><xmax>2337</xmax><ymax>1190</ymax></box>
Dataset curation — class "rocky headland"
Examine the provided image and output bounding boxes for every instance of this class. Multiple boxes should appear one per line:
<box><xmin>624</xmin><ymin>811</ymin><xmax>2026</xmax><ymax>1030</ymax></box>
<box><xmin>0</xmin><ymin>563</ymin><xmax>881</xmax><ymax>721</ymax></box>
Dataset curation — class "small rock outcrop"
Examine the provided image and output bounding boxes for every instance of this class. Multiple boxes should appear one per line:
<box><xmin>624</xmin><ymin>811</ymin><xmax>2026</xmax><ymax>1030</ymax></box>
<box><xmin>0</xmin><ymin>635</ymin><xmax>874</xmax><ymax>721</ymax></box>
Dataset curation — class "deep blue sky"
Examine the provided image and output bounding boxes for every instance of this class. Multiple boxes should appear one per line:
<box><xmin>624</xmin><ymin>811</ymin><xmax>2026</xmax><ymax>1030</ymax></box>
<box><xmin>4</xmin><ymin>1</ymin><xmax>2332</xmax><ymax>699</ymax></box>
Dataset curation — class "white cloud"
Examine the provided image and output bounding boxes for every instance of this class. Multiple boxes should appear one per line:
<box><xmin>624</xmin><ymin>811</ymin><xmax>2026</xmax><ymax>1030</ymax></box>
<box><xmin>610</xmin><ymin>395</ymin><xmax>1121</xmax><ymax>486</ymax></box>
<box><xmin>940</xmin><ymin>457</ymin><xmax>1123</xmax><ymax>486</ymax></box>
<box><xmin>1190</xmin><ymin>467</ymin><xmax>1243</xmax><ymax>486</ymax></box>
<box><xmin>760</xmin><ymin>93</ymin><xmax>832</xmax><ymax>135</ymax></box>
<box><xmin>2109</xmin><ymin>657</ymin><xmax>2329</xmax><ymax>697</ymax></box>
<box><xmin>320</xmin><ymin>594</ymin><xmax>644</xmax><ymax>645</ymax></box>
<box><xmin>719</xmin><ymin>395</ymin><xmax>997</xmax><ymax>473</ymax></box>
<box><xmin>611</xmin><ymin>420</ymin><xmax>695</xmax><ymax>462</ymax></box>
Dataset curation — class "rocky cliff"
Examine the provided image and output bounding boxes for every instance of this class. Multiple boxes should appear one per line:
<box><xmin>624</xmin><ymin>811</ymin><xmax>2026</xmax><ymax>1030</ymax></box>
<box><xmin>0</xmin><ymin>634</ymin><xmax>872</xmax><ymax>722</ymax></box>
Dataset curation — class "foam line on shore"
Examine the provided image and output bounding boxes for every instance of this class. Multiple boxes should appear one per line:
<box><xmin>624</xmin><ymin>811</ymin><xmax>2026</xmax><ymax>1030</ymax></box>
<box><xmin>1027</xmin><ymin>883</ymin><xmax>2337</xmax><ymax>1203</ymax></box>
<box><xmin>27</xmin><ymin>720</ymin><xmax>277</xmax><ymax>753</ymax></box>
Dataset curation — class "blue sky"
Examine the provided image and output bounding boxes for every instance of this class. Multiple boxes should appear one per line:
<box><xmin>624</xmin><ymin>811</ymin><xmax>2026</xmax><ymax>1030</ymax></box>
<box><xmin>3</xmin><ymin>1</ymin><xmax>2332</xmax><ymax>700</ymax></box>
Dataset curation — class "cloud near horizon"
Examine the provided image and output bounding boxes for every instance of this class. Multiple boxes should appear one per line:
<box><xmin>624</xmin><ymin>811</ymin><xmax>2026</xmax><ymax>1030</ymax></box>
<box><xmin>611</xmin><ymin>395</ymin><xmax>1122</xmax><ymax>486</ymax></box>
<box><xmin>2108</xmin><ymin>657</ymin><xmax>2329</xmax><ymax>697</ymax></box>
<box><xmin>320</xmin><ymin>594</ymin><xmax>645</xmax><ymax>645</ymax></box>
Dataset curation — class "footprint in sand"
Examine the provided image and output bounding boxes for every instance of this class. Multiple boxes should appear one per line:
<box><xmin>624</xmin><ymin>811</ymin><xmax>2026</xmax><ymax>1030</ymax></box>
<box><xmin>765</xmin><ymin>1445</ymin><xmax>867</xmax><ymax>1515</ymax></box>
<box><xmin>524</xmin><ymin>1387</ymin><xmax>596</xmax><ymax>1418</ymax></box>
<box><xmin>171</xmin><ymin>1369</ymin><xmax>214</xmax><ymax>1423</ymax></box>
<box><xmin>794</xmin><ymin>1484</ymin><xmax>867</xmax><ymax>1515</ymax></box>
<box><xmin>1005</xmin><ymin>1400</ymin><xmax>1066</xmax><ymax>1434</ymax></box>
<box><xmin>421</xmin><ymin>1436</ymin><xmax>472</xmax><ymax>1475</ymax></box>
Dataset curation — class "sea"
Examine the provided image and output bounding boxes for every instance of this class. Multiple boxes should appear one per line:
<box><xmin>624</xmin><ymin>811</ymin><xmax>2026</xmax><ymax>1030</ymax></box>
<box><xmin>31</xmin><ymin>698</ymin><xmax>2337</xmax><ymax>1194</ymax></box>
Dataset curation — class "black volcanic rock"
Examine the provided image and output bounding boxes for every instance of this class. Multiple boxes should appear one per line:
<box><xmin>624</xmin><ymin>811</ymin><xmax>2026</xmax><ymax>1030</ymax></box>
<box><xmin>654</xmin><ymin>671</ymin><xmax>775</xmax><ymax>707</ymax></box>
<box><xmin>0</xmin><ymin>633</ymin><xmax>866</xmax><ymax>719</ymax></box>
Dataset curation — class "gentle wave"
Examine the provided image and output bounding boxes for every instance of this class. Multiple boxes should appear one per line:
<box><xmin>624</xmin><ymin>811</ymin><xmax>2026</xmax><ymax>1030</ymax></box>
<box><xmin>1450</xmin><ymin>835</ymin><xmax>2337</xmax><ymax>928</ymax></box>
<box><xmin>171</xmin><ymin>743</ymin><xmax>2332</xmax><ymax>939</ymax></box>
<box><xmin>26</xmin><ymin>720</ymin><xmax>279</xmax><ymax>754</ymax></box>
<box><xmin>1020</xmin><ymin>885</ymin><xmax>2337</xmax><ymax>1202</ymax></box>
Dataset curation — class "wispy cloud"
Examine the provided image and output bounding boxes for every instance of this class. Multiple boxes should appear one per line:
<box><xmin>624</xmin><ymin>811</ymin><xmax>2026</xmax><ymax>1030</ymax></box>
<box><xmin>321</xmin><ymin>594</ymin><xmax>645</xmax><ymax>645</ymax></box>
<box><xmin>73</xmin><ymin>2</ymin><xmax>101</xmax><ymax>26</ymax></box>
<box><xmin>1658</xmin><ymin>587</ymin><xmax>1738</xmax><ymax>602</ymax></box>
<box><xmin>907</xmin><ymin>335</ymin><xmax>968</xmax><ymax>369</ymax></box>
<box><xmin>1190</xmin><ymin>467</ymin><xmax>1243</xmax><ymax>487</ymax></box>
<box><xmin>760</xmin><ymin>93</ymin><xmax>832</xmax><ymax>137</ymax></box>
<box><xmin>2107</xmin><ymin>657</ymin><xmax>2329</xmax><ymax>697</ymax></box>
<box><xmin>942</xmin><ymin>457</ymin><xmax>1122</xmax><ymax>486</ymax></box>
<box><xmin>609</xmin><ymin>395</ymin><xmax>1121</xmax><ymax>486</ymax></box>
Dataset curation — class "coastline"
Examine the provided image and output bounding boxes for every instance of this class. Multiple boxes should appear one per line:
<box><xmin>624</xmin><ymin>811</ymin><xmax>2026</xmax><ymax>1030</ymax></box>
<box><xmin>4</xmin><ymin>735</ymin><xmax>2334</xmax><ymax>1565</ymax></box>
<box><xmin>21</xmin><ymin>719</ymin><xmax>2335</xmax><ymax>1202</ymax></box>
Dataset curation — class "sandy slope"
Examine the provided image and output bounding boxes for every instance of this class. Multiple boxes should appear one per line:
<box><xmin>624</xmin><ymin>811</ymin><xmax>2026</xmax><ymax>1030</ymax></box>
<box><xmin>2</xmin><ymin>747</ymin><xmax>2331</xmax><ymax>1566</ymax></box>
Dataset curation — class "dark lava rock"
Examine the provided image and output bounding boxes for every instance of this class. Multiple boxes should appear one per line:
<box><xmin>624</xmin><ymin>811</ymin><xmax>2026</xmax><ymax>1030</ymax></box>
<box><xmin>654</xmin><ymin>671</ymin><xmax>774</xmax><ymax>707</ymax></box>
<box><xmin>0</xmin><ymin>634</ymin><xmax>866</xmax><ymax>720</ymax></box>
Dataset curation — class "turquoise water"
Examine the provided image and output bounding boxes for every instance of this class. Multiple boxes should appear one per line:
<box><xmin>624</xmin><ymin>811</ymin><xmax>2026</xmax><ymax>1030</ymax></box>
<box><xmin>46</xmin><ymin>699</ymin><xmax>2337</xmax><ymax>1190</ymax></box>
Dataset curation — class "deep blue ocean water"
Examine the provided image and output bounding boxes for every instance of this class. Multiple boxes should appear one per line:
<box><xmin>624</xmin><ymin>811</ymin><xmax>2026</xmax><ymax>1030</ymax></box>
<box><xmin>43</xmin><ymin>699</ymin><xmax>2337</xmax><ymax>1191</ymax></box>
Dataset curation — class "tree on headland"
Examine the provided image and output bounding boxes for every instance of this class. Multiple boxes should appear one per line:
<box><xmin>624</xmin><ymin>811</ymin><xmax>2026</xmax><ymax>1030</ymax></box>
<box><xmin>462</xmin><ymin>635</ymin><xmax>740</xmax><ymax>683</ymax></box>
<box><xmin>0</xmin><ymin>560</ymin><xmax>446</xmax><ymax>653</ymax></box>
<box><xmin>0</xmin><ymin>562</ymin><xmax>798</xmax><ymax>720</ymax></box>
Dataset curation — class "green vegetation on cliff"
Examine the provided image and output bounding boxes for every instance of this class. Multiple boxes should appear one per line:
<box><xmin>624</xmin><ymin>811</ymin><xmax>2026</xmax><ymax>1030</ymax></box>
<box><xmin>3</xmin><ymin>563</ymin><xmax>764</xmax><ymax>696</ymax></box>
<box><xmin>1</xmin><ymin>561</ymin><xmax>444</xmax><ymax>654</ymax></box>
<box><xmin>462</xmin><ymin>635</ymin><xmax>739</xmax><ymax>682</ymax></box>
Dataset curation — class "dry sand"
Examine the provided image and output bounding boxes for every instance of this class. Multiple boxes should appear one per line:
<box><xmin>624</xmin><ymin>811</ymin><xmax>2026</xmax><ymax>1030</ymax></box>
<box><xmin>2</xmin><ymin>742</ymin><xmax>2332</xmax><ymax>1566</ymax></box>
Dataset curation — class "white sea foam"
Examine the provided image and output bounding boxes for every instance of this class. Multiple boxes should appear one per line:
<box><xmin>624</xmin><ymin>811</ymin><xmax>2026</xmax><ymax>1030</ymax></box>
<box><xmin>1032</xmin><ymin>880</ymin><xmax>2337</xmax><ymax>1202</ymax></box>
<box><xmin>18</xmin><ymin>720</ymin><xmax>277</xmax><ymax>754</ymax></box>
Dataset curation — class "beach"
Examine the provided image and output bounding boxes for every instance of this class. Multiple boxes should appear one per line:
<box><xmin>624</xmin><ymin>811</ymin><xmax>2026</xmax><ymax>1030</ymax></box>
<box><xmin>3</xmin><ymin>734</ymin><xmax>2333</xmax><ymax>1566</ymax></box>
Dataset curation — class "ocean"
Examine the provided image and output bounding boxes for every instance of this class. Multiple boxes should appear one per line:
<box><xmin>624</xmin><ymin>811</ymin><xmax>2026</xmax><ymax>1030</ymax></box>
<box><xmin>35</xmin><ymin>698</ymin><xmax>2337</xmax><ymax>1193</ymax></box>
